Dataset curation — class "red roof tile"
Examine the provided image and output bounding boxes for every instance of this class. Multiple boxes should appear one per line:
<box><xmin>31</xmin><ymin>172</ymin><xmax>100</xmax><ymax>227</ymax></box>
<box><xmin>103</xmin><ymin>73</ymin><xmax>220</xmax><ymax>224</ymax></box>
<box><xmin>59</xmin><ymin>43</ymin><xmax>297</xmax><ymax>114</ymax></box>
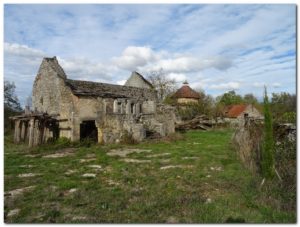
<box><xmin>173</xmin><ymin>83</ymin><xmax>200</xmax><ymax>99</ymax></box>
<box><xmin>225</xmin><ymin>104</ymin><xmax>248</xmax><ymax>118</ymax></box>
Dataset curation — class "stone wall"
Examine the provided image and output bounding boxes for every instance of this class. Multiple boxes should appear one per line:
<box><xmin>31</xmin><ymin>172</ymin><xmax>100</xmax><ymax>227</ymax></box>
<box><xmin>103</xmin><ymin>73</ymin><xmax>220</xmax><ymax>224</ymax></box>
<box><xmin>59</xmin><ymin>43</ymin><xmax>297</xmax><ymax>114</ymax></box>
<box><xmin>177</xmin><ymin>98</ymin><xmax>199</xmax><ymax>104</ymax></box>
<box><xmin>32</xmin><ymin>58</ymin><xmax>65</xmax><ymax>115</ymax></box>
<box><xmin>124</xmin><ymin>71</ymin><xmax>153</xmax><ymax>89</ymax></box>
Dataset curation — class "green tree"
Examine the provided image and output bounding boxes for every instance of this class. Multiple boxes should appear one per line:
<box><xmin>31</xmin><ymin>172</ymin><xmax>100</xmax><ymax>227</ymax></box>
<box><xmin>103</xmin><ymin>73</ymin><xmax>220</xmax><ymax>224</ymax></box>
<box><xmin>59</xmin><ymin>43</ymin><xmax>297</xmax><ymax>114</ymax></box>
<box><xmin>217</xmin><ymin>90</ymin><xmax>243</xmax><ymax>106</ymax></box>
<box><xmin>196</xmin><ymin>89</ymin><xmax>215</xmax><ymax>117</ymax></box>
<box><xmin>261</xmin><ymin>86</ymin><xmax>275</xmax><ymax>179</ymax></box>
<box><xmin>271</xmin><ymin>92</ymin><xmax>296</xmax><ymax>122</ymax></box>
<box><xmin>4</xmin><ymin>81</ymin><xmax>22</xmax><ymax>133</ymax></box>
<box><xmin>4</xmin><ymin>81</ymin><xmax>22</xmax><ymax>111</ymax></box>
<box><xmin>243</xmin><ymin>93</ymin><xmax>258</xmax><ymax>105</ymax></box>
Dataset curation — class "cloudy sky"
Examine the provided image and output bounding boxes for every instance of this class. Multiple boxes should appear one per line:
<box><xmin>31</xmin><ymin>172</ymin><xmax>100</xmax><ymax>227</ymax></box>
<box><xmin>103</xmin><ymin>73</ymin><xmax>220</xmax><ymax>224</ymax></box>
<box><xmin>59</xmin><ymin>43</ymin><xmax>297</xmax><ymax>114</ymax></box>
<box><xmin>4</xmin><ymin>4</ymin><xmax>296</xmax><ymax>106</ymax></box>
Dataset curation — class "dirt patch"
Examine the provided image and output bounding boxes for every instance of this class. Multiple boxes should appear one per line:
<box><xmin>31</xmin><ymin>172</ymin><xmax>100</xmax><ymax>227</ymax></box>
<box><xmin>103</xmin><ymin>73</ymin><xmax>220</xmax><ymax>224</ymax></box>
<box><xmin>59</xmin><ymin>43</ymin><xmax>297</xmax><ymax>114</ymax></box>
<box><xmin>166</xmin><ymin>216</ymin><xmax>179</xmax><ymax>223</ymax></box>
<box><xmin>72</xmin><ymin>216</ymin><xmax>87</xmax><ymax>221</ymax></box>
<box><xmin>88</xmin><ymin>165</ymin><xmax>102</xmax><ymax>169</ymax></box>
<box><xmin>19</xmin><ymin>165</ymin><xmax>34</xmax><ymax>168</ymax></box>
<box><xmin>160</xmin><ymin>159</ymin><xmax>171</xmax><ymax>163</ymax></box>
<box><xmin>63</xmin><ymin>188</ymin><xmax>78</xmax><ymax>196</ymax></box>
<box><xmin>43</xmin><ymin>148</ymin><xmax>76</xmax><ymax>158</ymax></box>
<box><xmin>107</xmin><ymin>148</ymin><xmax>152</xmax><ymax>157</ymax></box>
<box><xmin>146</xmin><ymin>153</ymin><xmax>170</xmax><ymax>158</ymax></box>
<box><xmin>107</xmin><ymin>179</ymin><xmax>121</xmax><ymax>186</ymax></box>
<box><xmin>18</xmin><ymin>173</ymin><xmax>41</xmax><ymax>178</ymax></box>
<box><xmin>79</xmin><ymin>158</ymin><xmax>97</xmax><ymax>163</ymax></box>
<box><xmin>7</xmin><ymin>208</ymin><xmax>20</xmax><ymax>218</ymax></box>
<box><xmin>65</xmin><ymin>169</ymin><xmax>78</xmax><ymax>175</ymax></box>
<box><xmin>103</xmin><ymin>166</ymin><xmax>113</xmax><ymax>173</ymax></box>
<box><xmin>82</xmin><ymin>173</ymin><xmax>96</xmax><ymax>178</ymax></box>
<box><xmin>210</xmin><ymin>166</ymin><xmax>223</xmax><ymax>171</ymax></box>
<box><xmin>160</xmin><ymin>165</ymin><xmax>194</xmax><ymax>170</ymax></box>
<box><xmin>122</xmin><ymin>158</ymin><xmax>151</xmax><ymax>163</ymax></box>
<box><xmin>24</xmin><ymin>154</ymin><xmax>40</xmax><ymax>158</ymax></box>
<box><xmin>86</xmin><ymin>154</ymin><xmax>96</xmax><ymax>158</ymax></box>
<box><xmin>5</xmin><ymin>186</ymin><xmax>35</xmax><ymax>198</ymax></box>
<box><xmin>182</xmin><ymin>157</ymin><xmax>199</xmax><ymax>160</ymax></box>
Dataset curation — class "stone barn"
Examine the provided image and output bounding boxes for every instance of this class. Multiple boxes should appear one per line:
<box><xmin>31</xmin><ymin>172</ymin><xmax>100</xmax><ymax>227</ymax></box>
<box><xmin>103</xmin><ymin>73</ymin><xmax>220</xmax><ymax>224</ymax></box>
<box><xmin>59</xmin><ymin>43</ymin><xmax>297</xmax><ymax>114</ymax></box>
<box><xmin>30</xmin><ymin>56</ymin><xmax>175</xmax><ymax>144</ymax></box>
<box><xmin>223</xmin><ymin>104</ymin><xmax>263</xmax><ymax>125</ymax></box>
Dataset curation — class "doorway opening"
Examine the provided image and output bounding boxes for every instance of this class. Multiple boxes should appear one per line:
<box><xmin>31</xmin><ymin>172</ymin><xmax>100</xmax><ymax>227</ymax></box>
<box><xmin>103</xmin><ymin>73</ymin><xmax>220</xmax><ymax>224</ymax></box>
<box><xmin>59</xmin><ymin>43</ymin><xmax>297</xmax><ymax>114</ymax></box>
<box><xmin>80</xmin><ymin>120</ymin><xmax>98</xmax><ymax>142</ymax></box>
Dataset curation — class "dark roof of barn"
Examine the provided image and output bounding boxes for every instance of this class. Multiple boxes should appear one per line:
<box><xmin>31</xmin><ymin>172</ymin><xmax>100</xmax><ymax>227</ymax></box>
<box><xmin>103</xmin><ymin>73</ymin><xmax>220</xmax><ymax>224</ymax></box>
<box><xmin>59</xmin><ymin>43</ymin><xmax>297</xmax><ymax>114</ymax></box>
<box><xmin>172</xmin><ymin>82</ymin><xmax>200</xmax><ymax>99</ymax></box>
<box><xmin>65</xmin><ymin>79</ymin><xmax>155</xmax><ymax>99</ymax></box>
<box><xmin>42</xmin><ymin>56</ymin><xmax>156</xmax><ymax>100</ymax></box>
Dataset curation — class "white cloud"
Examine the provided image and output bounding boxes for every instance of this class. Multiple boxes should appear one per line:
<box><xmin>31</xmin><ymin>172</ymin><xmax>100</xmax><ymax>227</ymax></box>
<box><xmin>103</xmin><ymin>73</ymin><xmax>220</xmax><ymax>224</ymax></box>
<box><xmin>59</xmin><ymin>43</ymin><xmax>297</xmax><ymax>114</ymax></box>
<box><xmin>253</xmin><ymin>82</ymin><xmax>265</xmax><ymax>88</ymax></box>
<box><xmin>112</xmin><ymin>45</ymin><xmax>233</xmax><ymax>74</ymax></box>
<box><xmin>116</xmin><ymin>80</ymin><xmax>126</xmax><ymax>85</ymax></box>
<box><xmin>57</xmin><ymin>57</ymin><xmax>114</xmax><ymax>81</ymax></box>
<box><xmin>142</xmin><ymin>55</ymin><xmax>232</xmax><ymax>73</ymax></box>
<box><xmin>4</xmin><ymin>42</ymin><xmax>45</xmax><ymax>58</ymax></box>
<box><xmin>112</xmin><ymin>46</ymin><xmax>157</xmax><ymax>71</ymax></box>
<box><xmin>166</xmin><ymin>73</ymin><xmax>187</xmax><ymax>83</ymax></box>
<box><xmin>210</xmin><ymin>82</ymin><xmax>240</xmax><ymax>90</ymax></box>
<box><xmin>272</xmin><ymin>82</ymin><xmax>281</xmax><ymax>88</ymax></box>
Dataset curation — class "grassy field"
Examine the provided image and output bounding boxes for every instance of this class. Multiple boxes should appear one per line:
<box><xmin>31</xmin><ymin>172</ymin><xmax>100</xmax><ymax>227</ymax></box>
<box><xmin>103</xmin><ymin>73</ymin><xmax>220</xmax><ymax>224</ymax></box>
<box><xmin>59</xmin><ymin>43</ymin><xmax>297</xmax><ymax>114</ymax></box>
<box><xmin>4</xmin><ymin>129</ymin><xmax>296</xmax><ymax>223</ymax></box>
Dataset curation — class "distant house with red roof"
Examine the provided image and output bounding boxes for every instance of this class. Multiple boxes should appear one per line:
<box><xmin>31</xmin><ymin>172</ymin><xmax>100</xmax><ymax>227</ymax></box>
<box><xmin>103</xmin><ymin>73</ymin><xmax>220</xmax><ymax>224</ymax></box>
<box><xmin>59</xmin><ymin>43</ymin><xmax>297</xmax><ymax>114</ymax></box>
<box><xmin>172</xmin><ymin>81</ymin><xmax>200</xmax><ymax>104</ymax></box>
<box><xmin>224</xmin><ymin>104</ymin><xmax>263</xmax><ymax>121</ymax></box>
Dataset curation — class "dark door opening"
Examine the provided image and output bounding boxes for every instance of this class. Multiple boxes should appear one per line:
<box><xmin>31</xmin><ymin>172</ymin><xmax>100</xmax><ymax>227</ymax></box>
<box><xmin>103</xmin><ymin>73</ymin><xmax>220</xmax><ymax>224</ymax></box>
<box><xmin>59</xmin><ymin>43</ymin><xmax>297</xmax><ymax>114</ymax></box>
<box><xmin>80</xmin><ymin>120</ymin><xmax>98</xmax><ymax>142</ymax></box>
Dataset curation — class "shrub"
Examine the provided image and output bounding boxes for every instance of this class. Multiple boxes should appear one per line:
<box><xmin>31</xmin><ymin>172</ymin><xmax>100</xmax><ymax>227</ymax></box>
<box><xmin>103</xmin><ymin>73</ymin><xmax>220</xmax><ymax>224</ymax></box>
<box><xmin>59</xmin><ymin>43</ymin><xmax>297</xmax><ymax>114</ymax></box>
<box><xmin>261</xmin><ymin>87</ymin><xmax>275</xmax><ymax>179</ymax></box>
<box><xmin>120</xmin><ymin>131</ymin><xmax>137</xmax><ymax>145</ymax></box>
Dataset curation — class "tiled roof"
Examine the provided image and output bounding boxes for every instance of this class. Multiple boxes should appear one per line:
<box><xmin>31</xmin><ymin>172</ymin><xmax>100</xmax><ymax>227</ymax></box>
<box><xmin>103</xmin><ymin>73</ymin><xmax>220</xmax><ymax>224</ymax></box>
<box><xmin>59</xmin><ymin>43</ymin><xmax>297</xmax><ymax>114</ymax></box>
<box><xmin>43</xmin><ymin>57</ymin><xmax>157</xmax><ymax>100</ymax></box>
<box><xmin>65</xmin><ymin>79</ymin><xmax>156</xmax><ymax>100</ymax></box>
<box><xmin>225</xmin><ymin>104</ymin><xmax>248</xmax><ymax>118</ymax></box>
<box><xmin>172</xmin><ymin>84</ymin><xmax>200</xmax><ymax>99</ymax></box>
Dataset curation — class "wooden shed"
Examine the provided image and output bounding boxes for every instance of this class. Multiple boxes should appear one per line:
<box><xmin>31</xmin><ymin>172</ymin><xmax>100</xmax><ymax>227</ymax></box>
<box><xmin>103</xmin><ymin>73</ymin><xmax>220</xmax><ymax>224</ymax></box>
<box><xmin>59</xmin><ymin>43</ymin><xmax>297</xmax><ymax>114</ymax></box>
<box><xmin>10</xmin><ymin>112</ymin><xmax>59</xmax><ymax>147</ymax></box>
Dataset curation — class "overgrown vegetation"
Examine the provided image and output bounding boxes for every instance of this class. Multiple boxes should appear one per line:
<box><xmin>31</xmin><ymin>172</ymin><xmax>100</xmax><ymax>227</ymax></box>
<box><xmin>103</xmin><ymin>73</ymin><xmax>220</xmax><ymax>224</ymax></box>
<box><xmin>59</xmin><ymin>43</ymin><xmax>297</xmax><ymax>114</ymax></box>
<box><xmin>261</xmin><ymin>87</ymin><xmax>275</xmax><ymax>179</ymax></box>
<box><xmin>4</xmin><ymin>129</ymin><xmax>295</xmax><ymax>223</ymax></box>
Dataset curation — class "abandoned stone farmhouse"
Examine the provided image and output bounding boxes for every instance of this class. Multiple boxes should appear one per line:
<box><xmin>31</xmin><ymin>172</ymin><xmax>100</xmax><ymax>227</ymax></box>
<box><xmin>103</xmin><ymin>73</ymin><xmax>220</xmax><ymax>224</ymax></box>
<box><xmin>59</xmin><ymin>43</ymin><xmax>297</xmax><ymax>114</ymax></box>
<box><xmin>13</xmin><ymin>57</ymin><xmax>176</xmax><ymax>146</ymax></box>
<box><xmin>223</xmin><ymin>104</ymin><xmax>263</xmax><ymax>125</ymax></box>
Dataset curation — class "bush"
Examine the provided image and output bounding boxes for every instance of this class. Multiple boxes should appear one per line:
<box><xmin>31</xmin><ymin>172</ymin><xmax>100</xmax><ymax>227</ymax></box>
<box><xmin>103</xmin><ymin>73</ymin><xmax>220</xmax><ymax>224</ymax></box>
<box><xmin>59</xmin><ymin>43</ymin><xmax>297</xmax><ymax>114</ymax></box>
<box><xmin>261</xmin><ymin>87</ymin><xmax>275</xmax><ymax>179</ymax></box>
<box><xmin>177</xmin><ymin>103</ymin><xmax>203</xmax><ymax>121</ymax></box>
<box><xmin>120</xmin><ymin>131</ymin><xmax>137</xmax><ymax>145</ymax></box>
<box><xmin>279</xmin><ymin>112</ymin><xmax>296</xmax><ymax>124</ymax></box>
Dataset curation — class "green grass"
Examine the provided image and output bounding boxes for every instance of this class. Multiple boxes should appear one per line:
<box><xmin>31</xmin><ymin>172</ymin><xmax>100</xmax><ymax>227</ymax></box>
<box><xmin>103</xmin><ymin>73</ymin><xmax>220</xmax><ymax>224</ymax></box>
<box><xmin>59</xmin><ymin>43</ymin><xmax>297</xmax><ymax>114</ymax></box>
<box><xmin>4</xmin><ymin>129</ymin><xmax>296</xmax><ymax>223</ymax></box>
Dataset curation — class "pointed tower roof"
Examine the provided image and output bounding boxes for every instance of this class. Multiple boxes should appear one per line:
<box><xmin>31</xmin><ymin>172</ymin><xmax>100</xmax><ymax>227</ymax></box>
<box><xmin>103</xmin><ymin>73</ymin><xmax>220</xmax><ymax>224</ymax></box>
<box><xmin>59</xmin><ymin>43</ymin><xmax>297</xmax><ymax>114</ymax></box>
<box><xmin>173</xmin><ymin>81</ymin><xmax>200</xmax><ymax>99</ymax></box>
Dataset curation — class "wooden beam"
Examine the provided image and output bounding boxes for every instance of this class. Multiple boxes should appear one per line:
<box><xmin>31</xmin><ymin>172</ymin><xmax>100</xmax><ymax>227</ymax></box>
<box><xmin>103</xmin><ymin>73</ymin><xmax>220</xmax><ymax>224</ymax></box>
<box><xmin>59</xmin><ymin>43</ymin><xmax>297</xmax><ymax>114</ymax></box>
<box><xmin>28</xmin><ymin>119</ymin><xmax>35</xmax><ymax>147</ymax></box>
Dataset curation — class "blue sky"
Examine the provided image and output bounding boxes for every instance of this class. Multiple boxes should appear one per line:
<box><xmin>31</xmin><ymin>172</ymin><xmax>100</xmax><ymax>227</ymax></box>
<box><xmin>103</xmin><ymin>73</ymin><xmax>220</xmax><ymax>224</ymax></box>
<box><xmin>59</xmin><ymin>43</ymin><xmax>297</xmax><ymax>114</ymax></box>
<box><xmin>4</xmin><ymin>4</ymin><xmax>296</xmax><ymax>106</ymax></box>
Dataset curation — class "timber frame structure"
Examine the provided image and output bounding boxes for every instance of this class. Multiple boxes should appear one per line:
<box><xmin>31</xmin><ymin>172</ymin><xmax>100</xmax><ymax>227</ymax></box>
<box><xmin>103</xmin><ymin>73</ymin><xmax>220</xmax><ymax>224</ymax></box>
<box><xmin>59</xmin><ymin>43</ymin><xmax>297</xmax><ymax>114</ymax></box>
<box><xmin>10</xmin><ymin>113</ymin><xmax>59</xmax><ymax>147</ymax></box>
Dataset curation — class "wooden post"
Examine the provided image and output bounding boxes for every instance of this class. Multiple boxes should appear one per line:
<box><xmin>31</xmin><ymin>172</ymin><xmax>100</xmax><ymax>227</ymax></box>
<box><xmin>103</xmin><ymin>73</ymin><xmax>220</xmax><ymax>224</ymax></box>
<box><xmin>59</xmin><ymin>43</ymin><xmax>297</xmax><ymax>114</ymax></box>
<box><xmin>25</xmin><ymin>121</ymin><xmax>30</xmax><ymax>143</ymax></box>
<box><xmin>28</xmin><ymin>119</ymin><xmax>35</xmax><ymax>147</ymax></box>
<box><xmin>20</xmin><ymin>121</ymin><xmax>26</xmax><ymax>141</ymax></box>
<box><xmin>14</xmin><ymin>120</ymin><xmax>21</xmax><ymax>143</ymax></box>
<box><xmin>42</xmin><ymin>123</ymin><xmax>47</xmax><ymax>143</ymax></box>
<box><xmin>33</xmin><ymin>120</ymin><xmax>40</xmax><ymax>146</ymax></box>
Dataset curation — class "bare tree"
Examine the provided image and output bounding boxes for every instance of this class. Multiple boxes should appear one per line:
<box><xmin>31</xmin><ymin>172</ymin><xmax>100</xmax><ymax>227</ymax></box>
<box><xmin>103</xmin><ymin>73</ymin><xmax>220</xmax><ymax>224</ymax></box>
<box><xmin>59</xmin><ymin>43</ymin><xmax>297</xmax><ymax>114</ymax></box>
<box><xmin>25</xmin><ymin>94</ymin><xmax>32</xmax><ymax>109</ymax></box>
<box><xmin>146</xmin><ymin>68</ymin><xmax>176</xmax><ymax>102</ymax></box>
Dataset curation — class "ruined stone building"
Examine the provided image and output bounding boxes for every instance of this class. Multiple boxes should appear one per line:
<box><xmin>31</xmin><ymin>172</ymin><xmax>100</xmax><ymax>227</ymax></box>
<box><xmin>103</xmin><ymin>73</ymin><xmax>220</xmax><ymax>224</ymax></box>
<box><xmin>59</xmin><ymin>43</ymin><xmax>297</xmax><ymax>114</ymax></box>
<box><xmin>223</xmin><ymin>104</ymin><xmax>263</xmax><ymax>125</ymax></box>
<box><xmin>30</xmin><ymin>56</ymin><xmax>175</xmax><ymax>144</ymax></box>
